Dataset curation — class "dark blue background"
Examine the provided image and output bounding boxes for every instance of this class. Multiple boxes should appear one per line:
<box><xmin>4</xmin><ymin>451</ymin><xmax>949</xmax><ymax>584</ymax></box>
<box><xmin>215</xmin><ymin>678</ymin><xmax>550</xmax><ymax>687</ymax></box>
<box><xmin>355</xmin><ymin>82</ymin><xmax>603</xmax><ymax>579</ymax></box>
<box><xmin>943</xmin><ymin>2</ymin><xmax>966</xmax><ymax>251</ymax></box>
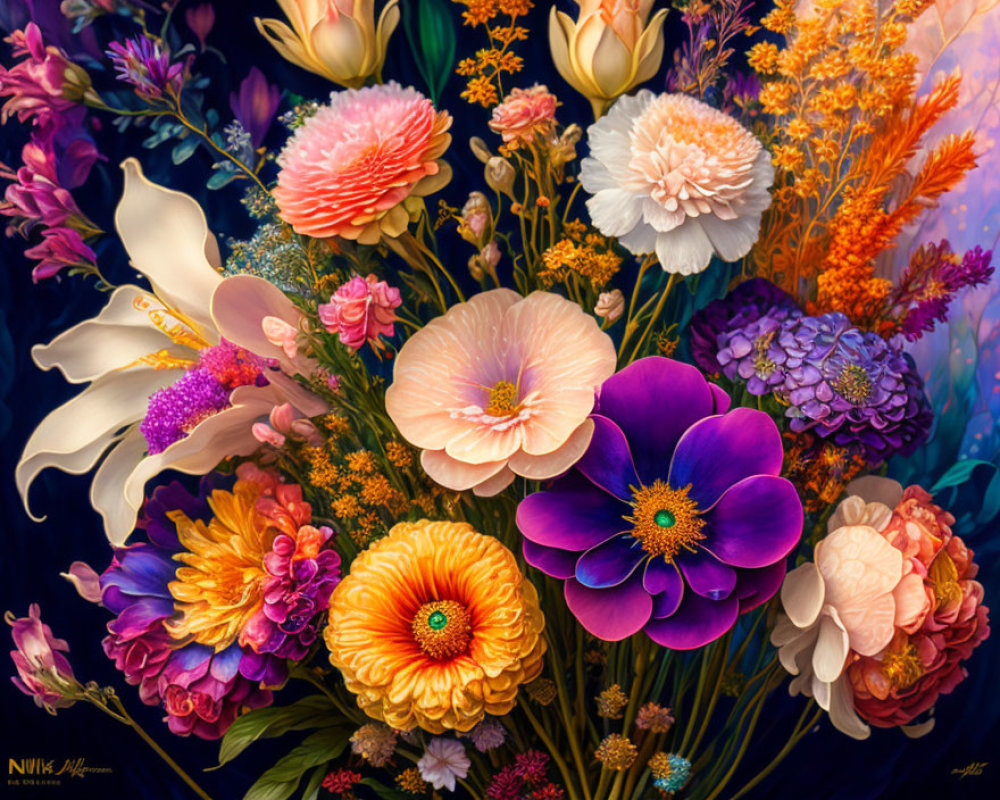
<box><xmin>1</xmin><ymin>1</ymin><xmax>997</xmax><ymax>798</ymax></box>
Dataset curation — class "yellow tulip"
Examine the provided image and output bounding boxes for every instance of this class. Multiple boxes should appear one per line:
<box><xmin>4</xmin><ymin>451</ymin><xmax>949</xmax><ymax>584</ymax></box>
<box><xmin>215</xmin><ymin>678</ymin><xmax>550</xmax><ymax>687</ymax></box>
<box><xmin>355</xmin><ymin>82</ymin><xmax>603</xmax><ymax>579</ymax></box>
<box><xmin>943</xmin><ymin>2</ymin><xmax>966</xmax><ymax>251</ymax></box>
<box><xmin>549</xmin><ymin>0</ymin><xmax>668</xmax><ymax>118</ymax></box>
<box><xmin>255</xmin><ymin>0</ymin><xmax>400</xmax><ymax>88</ymax></box>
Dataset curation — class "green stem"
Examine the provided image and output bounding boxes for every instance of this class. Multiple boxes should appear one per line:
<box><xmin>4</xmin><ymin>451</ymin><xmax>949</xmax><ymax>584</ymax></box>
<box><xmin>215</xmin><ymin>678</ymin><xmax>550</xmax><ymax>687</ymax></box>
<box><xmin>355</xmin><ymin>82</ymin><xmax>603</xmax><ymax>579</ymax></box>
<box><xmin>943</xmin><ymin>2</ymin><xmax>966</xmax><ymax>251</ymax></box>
<box><xmin>106</xmin><ymin>693</ymin><xmax>213</xmax><ymax>800</ymax></box>
<box><xmin>519</xmin><ymin>698</ymin><xmax>583</xmax><ymax>800</ymax></box>
<box><xmin>726</xmin><ymin>704</ymin><xmax>821</xmax><ymax>800</ymax></box>
<box><xmin>172</xmin><ymin>112</ymin><xmax>270</xmax><ymax>194</ymax></box>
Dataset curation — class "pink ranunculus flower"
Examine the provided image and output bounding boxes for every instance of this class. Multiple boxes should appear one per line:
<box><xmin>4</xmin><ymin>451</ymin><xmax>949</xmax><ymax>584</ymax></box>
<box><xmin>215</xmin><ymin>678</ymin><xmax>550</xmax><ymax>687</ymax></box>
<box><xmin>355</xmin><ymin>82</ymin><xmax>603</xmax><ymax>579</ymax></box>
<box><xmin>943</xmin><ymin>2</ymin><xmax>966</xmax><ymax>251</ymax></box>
<box><xmin>8</xmin><ymin>604</ymin><xmax>77</xmax><ymax>711</ymax></box>
<box><xmin>489</xmin><ymin>85</ymin><xmax>558</xmax><ymax>147</ymax></box>
<box><xmin>318</xmin><ymin>274</ymin><xmax>401</xmax><ymax>353</ymax></box>
<box><xmin>274</xmin><ymin>82</ymin><xmax>452</xmax><ymax>244</ymax></box>
<box><xmin>844</xmin><ymin>479</ymin><xmax>990</xmax><ymax>733</ymax></box>
<box><xmin>385</xmin><ymin>289</ymin><xmax>617</xmax><ymax>496</ymax></box>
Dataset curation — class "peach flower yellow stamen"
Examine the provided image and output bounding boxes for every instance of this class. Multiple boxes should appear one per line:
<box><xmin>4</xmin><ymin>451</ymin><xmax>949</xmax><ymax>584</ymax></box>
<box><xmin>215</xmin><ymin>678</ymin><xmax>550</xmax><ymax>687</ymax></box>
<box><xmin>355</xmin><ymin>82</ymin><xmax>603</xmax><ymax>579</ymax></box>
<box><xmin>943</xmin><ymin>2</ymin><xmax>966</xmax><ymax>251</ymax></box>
<box><xmin>325</xmin><ymin>520</ymin><xmax>546</xmax><ymax>733</ymax></box>
<box><xmin>549</xmin><ymin>0</ymin><xmax>668</xmax><ymax>118</ymax></box>
<box><xmin>254</xmin><ymin>0</ymin><xmax>400</xmax><ymax>89</ymax></box>
<box><xmin>580</xmin><ymin>91</ymin><xmax>774</xmax><ymax>275</ymax></box>
<box><xmin>384</xmin><ymin>290</ymin><xmax>617</xmax><ymax>496</ymax></box>
<box><xmin>274</xmin><ymin>82</ymin><xmax>452</xmax><ymax>244</ymax></box>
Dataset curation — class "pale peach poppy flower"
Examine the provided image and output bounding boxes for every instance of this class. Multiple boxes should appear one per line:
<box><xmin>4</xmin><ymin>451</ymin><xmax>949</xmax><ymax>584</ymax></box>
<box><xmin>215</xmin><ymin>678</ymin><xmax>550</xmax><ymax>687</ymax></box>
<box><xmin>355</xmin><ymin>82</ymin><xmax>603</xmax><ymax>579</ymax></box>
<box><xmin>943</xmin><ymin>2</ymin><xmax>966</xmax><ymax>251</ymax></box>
<box><xmin>385</xmin><ymin>289</ymin><xmax>616</xmax><ymax>496</ymax></box>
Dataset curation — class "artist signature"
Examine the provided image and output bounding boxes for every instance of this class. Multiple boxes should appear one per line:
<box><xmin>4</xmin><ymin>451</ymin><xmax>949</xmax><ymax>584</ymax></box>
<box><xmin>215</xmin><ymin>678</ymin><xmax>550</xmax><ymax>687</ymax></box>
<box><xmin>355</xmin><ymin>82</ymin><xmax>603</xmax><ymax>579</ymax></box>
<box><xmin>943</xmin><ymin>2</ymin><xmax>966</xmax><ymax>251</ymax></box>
<box><xmin>951</xmin><ymin>761</ymin><xmax>988</xmax><ymax>779</ymax></box>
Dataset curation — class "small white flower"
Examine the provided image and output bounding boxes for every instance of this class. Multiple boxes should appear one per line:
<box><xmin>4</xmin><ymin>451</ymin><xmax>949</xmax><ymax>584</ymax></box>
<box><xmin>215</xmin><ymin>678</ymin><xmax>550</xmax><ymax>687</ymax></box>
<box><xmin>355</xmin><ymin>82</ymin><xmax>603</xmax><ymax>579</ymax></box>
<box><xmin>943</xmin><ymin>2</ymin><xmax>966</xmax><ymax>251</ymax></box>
<box><xmin>417</xmin><ymin>738</ymin><xmax>470</xmax><ymax>792</ymax></box>
<box><xmin>580</xmin><ymin>90</ymin><xmax>774</xmax><ymax>276</ymax></box>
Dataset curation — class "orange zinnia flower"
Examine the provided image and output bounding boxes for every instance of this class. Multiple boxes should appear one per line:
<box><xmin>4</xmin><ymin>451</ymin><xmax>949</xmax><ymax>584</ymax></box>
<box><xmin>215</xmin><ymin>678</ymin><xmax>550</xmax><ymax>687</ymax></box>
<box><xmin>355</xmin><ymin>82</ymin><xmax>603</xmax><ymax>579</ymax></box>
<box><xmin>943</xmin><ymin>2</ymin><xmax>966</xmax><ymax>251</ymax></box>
<box><xmin>325</xmin><ymin>520</ymin><xmax>546</xmax><ymax>732</ymax></box>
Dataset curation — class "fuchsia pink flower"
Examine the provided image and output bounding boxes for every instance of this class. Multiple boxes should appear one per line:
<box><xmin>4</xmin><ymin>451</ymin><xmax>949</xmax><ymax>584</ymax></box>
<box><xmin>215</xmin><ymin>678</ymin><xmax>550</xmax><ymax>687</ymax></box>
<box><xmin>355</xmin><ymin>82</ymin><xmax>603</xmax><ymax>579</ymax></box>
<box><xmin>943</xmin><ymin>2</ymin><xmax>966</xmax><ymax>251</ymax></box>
<box><xmin>318</xmin><ymin>273</ymin><xmax>401</xmax><ymax>353</ymax></box>
<box><xmin>230</xmin><ymin>67</ymin><xmax>281</xmax><ymax>148</ymax></box>
<box><xmin>0</xmin><ymin>23</ymin><xmax>78</xmax><ymax>125</ymax></box>
<box><xmin>8</xmin><ymin>604</ymin><xmax>77</xmax><ymax>711</ymax></box>
<box><xmin>23</xmin><ymin>225</ymin><xmax>97</xmax><ymax>281</ymax></box>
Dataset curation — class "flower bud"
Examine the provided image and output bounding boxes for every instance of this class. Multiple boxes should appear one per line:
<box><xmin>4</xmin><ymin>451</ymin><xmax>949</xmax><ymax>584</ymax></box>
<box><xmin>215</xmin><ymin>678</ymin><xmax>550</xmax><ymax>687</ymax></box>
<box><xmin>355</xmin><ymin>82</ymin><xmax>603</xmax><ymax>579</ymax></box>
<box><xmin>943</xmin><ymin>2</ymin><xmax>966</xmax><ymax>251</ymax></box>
<box><xmin>595</xmin><ymin>289</ymin><xmax>625</xmax><ymax>323</ymax></box>
<box><xmin>485</xmin><ymin>156</ymin><xmax>516</xmax><ymax>200</ymax></box>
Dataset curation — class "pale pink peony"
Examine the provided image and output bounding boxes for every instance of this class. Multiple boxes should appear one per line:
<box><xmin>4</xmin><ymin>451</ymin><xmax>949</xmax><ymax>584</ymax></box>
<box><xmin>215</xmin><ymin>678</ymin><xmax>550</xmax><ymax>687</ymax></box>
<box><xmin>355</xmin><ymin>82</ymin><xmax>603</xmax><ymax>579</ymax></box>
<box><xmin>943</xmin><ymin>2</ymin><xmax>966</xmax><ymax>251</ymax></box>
<box><xmin>580</xmin><ymin>91</ymin><xmax>773</xmax><ymax>275</ymax></box>
<box><xmin>385</xmin><ymin>289</ymin><xmax>616</xmax><ymax>496</ymax></box>
<box><xmin>489</xmin><ymin>85</ymin><xmax>558</xmax><ymax>147</ymax></box>
<box><xmin>274</xmin><ymin>82</ymin><xmax>452</xmax><ymax>243</ymax></box>
<box><xmin>318</xmin><ymin>274</ymin><xmax>401</xmax><ymax>352</ymax></box>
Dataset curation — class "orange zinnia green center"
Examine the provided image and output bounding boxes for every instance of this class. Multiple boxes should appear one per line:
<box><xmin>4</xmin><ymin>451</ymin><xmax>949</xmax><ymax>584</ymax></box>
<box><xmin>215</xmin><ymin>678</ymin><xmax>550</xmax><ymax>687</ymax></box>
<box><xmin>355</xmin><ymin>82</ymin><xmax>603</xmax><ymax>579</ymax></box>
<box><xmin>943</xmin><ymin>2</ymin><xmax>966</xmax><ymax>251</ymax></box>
<box><xmin>411</xmin><ymin>600</ymin><xmax>473</xmax><ymax>660</ymax></box>
<box><xmin>626</xmin><ymin>480</ymin><xmax>706</xmax><ymax>562</ymax></box>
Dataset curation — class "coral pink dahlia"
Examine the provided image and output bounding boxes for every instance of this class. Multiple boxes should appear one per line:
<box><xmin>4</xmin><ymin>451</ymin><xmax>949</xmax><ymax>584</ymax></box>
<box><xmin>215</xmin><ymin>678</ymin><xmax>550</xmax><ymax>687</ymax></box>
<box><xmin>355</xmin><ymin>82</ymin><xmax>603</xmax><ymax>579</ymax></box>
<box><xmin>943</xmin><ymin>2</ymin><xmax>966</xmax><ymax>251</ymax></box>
<box><xmin>385</xmin><ymin>290</ymin><xmax>617</xmax><ymax>496</ymax></box>
<box><xmin>274</xmin><ymin>82</ymin><xmax>452</xmax><ymax>244</ymax></box>
<box><xmin>580</xmin><ymin>90</ymin><xmax>773</xmax><ymax>275</ymax></box>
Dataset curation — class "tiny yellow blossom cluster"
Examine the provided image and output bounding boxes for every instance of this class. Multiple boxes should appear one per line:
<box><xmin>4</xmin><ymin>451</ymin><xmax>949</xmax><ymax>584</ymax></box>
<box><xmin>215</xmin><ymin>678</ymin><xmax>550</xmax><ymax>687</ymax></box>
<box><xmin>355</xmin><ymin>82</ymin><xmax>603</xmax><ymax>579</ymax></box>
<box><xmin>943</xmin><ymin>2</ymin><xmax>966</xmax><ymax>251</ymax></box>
<box><xmin>539</xmin><ymin>223</ymin><xmax>622</xmax><ymax>289</ymax></box>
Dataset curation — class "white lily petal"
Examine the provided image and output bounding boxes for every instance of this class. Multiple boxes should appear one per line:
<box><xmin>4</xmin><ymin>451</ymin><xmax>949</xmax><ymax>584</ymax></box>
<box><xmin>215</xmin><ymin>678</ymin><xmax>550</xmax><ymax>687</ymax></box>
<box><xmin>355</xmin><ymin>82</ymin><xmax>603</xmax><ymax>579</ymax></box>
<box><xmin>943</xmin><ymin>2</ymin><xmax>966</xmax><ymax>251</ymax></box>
<box><xmin>31</xmin><ymin>286</ymin><xmax>195</xmax><ymax>383</ymax></box>
<box><xmin>828</xmin><ymin>675</ymin><xmax>870</xmax><ymax>740</ymax></box>
<box><xmin>115</xmin><ymin>158</ymin><xmax>223</xmax><ymax>333</ymax></box>
<box><xmin>813</xmin><ymin>613</ymin><xmax>850</xmax><ymax>684</ymax></box>
<box><xmin>16</xmin><ymin>369</ymin><xmax>181</xmax><ymax>518</ymax></box>
<box><xmin>91</xmin><ymin>427</ymin><xmax>150</xmax><ymax>545</ymax></box>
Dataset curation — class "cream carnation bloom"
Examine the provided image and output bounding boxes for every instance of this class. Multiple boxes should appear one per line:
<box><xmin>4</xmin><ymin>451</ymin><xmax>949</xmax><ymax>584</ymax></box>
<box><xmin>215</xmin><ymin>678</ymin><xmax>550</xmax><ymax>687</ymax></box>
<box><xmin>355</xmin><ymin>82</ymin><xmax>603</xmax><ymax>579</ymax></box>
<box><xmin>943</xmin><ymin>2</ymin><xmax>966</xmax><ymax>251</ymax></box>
<box><xmin>385</xmin><ymin>290</ymin><xmax>616</xmax><ymax>496</ymax></box>
<box><xmin>580</xmin><ymin>90</ymin><xmax>773</xmax><ymax>275</ymax></box>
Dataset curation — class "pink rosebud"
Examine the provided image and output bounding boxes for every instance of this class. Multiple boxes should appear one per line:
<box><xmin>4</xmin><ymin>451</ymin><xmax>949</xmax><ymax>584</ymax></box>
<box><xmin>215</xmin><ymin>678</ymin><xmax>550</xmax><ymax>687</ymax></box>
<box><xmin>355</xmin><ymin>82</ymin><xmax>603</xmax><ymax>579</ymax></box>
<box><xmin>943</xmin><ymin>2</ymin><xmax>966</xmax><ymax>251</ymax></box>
<box><xmin>488</xmin><ymin>85</ymin><xmax>558</xmax><ymax>147</ymax></box>
<box><xmin>185</xmin><ymin>3</ymin><xmax>216</xmax><ymax>50</ymax></box>
<box><xmin>268</xmin><ymin>402</ymin><xmax>296</xmax><ymax>433</ymax></box>
<box><xmin>252</xmin><ymin>422</ymin><xmax>287</xmax><ymax>448</ymax></box>
<box><xmin>480</xmin><ymin>241</ymin><xmax>501</xmax><ymax>270</ymax></box>
<box><xmin>60</xmin><ymin>562</ymin><xmax>102</xmax><ymax>604</ymax></box>
<box><xmin>290</xmin><ymin>418</ymin><xmax>323</xmax><ymax>446</ymax></box>
<box><xmin>317</xmin><ymin>274</ymin><xmax>401</xmax><ymax>353</ymax></box>
<box><xmin>594</xmin><ymin>290</ymin><xmax>625</xmax><ymax>323</ymax></box>
<box><xmin>7</xmin><ymin>604</ymin><xmax>76</xmax><ymax>711</ymax></box>
<box><xmin>261</xmin><ymin>315</ymin><xmax>299</xmax><ymax>359</ymax></box>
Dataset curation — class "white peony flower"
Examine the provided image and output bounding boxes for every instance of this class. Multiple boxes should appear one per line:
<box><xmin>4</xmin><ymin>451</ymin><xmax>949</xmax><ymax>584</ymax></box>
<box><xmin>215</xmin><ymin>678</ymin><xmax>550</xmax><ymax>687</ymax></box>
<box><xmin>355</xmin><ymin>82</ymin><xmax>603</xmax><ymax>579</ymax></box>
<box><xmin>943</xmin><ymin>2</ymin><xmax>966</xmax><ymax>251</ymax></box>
<box><xmin>580</xmin><ymin>90</ymin><xmax>774</xmax><ymax>275</ymax></box>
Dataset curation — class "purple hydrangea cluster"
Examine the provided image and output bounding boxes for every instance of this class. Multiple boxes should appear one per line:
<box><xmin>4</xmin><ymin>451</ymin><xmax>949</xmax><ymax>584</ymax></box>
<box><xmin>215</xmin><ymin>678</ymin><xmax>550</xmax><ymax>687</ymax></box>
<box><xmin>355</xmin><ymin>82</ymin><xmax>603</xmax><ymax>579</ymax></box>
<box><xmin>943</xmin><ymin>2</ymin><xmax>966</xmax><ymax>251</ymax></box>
<box><xmin>714</xmin><ymin>310</ymin><xmax>933</xmax><ymax>463</ymax></box>
<box><xmin>690</xmin><ymin>278</ymin><xmax>803</xmax><ymax>374</ymax></box>
<box><xmin>107</xmin><ymin>37</ymin><xmax>188</xmax><ymax>102</ymax></box>
<box><xmin>99</xmin><ymin>480</ymin><xmax>279</xmax><ymax>739</ymax></box>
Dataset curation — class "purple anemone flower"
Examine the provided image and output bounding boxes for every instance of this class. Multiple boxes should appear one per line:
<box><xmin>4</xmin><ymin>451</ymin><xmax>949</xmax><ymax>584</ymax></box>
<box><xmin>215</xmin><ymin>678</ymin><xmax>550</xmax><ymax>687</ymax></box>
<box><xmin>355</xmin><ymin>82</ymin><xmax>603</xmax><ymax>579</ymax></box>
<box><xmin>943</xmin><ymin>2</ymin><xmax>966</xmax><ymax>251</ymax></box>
<box><xmin>690</xmin><ymin>278</ymin><xmax>802</xmax><ymax>375</ymax></box>
<box><xmin>516</xmin><ymin>357</ymin><xmax>803</xmax><ymax>648</ymax></box>
<box><xmin>99</xmin><ymin>479</ymin><xmax>280</xmax><ymax>739</ymax></box>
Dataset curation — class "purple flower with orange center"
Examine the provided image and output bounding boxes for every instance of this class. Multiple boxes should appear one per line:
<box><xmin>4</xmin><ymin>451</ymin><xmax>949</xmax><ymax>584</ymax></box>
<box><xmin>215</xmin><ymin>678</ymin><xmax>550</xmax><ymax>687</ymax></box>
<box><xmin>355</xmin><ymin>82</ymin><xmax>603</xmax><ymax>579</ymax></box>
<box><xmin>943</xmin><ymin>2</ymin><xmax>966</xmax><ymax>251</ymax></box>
<box><xmin>516</xmin><ymin>357</ymin><xmax>803</xmax><ymax>648</ymax></box>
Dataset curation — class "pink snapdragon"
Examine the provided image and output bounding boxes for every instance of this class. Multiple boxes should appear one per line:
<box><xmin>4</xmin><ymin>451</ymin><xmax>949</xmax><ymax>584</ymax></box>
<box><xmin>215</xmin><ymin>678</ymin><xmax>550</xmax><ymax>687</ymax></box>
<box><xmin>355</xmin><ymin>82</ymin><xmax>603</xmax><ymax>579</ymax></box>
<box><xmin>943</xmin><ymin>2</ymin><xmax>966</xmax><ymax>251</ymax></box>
<box><xmin>8</xmin><ymin>604</ymin><xmax>77</xmax><ymax>711</ymax></box>
<box><xmin>318</xmin><ymin>274</ymin><xmax>401</xmax><ymax>352</ymax></box>
<box><xmin>23</xmin><ymin>226</ymin><xmax>97</xmax><ymax>281</ymax></box>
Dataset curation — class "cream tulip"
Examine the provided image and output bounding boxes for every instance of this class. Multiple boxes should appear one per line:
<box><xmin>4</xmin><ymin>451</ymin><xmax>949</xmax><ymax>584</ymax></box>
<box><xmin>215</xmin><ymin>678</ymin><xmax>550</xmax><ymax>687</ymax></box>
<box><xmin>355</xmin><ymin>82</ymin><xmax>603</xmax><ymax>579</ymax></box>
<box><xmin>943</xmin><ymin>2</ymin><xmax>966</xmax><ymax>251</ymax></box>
<box><xmin>548</xmin><ymin>0</ymin><xmax>668</xmax><ymax>118</ymax></box>
<box><xmin>255</xmin><ymin>0</ymin><xmax>400</xmax><ymax>88</ymax></box>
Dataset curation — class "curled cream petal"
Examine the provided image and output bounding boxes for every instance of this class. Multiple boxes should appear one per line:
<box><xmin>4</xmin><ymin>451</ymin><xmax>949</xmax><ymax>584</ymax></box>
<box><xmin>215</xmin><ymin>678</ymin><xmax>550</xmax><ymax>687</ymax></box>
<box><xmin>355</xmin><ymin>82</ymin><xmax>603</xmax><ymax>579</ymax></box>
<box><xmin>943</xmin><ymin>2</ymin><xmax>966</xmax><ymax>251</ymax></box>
<box><xmin>845</xmin><ymin>475</ymin><xmax>904</xmax><ymax>509</ymax></box>
<box><xmin>812</xmin><ymin>612</ymin><xmax>850</xmax><ymax>684</ymax></box>
<box><xmin>472</xmin><ymin>466</ymin><xmax>517</xmax><ymax>497</ymax></box>
<box><xmin>90</xmin><ymin>427</ymin><xmax>149</xmax><ymax>546</ymax></box>
<box><xmin>508</xmin><ymin>419</ymin><xmax>595</xmax><ymax>480</ymax></box>
<box><xmin>828</xmin><ymin>675</ymin><xmax>870</xmax><ymax>740</ymax></box>
<box><xmin>115</xmin><ymin>158</ymin><xmax>223</xmax><ymax>334</ymax></box>
<box><xmin>421</xmin><ymin>449</ymin><xmax>509</xmax><ymax>492</ymax></box>
<box><xmin>781</xmin><ymin>562</ymin><xmax>825</xmax><ymax>629</ymax></box>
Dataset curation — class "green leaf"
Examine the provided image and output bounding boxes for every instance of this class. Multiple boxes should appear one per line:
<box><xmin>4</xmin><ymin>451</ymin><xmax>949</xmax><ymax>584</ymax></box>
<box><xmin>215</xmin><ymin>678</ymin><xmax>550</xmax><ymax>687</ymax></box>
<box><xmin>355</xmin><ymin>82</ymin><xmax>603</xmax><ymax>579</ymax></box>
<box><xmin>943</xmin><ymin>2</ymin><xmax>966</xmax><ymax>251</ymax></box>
<box><xmin>301</xmin><ymin>766</ymin><xmax>327</xmax><ymax>800</ymax></box>
<box><xmin>207</xmin><ymin>167</ymin><xmax>239</xmax><ymax>190</ymax></box>
<box><xmin>359</xmin><ymin>778</ymin><xmax>410</xmax><ymax>800</ymax></box>
<box><xmin>930</xmin><ymin>459</ymin><xmax>994</xmax><ymax>494</ymax></box>
<box><xmin>244</xmin><ymin>728</ymin><xmax>350</xmax><ymax>800</ymax></box>
<box><xmin>218</xmin><ymin>695</ymin><xmax>337</xmax><ymax>767</ymax></box>
<box><xmin>172</xmin><ymin>137</ymin><xmax>200</xmax><ymax>165</ymax></box>
<box><xmin>402</xmin><ymin>0</ymin><xmax>456</xmax><ymax>103</ymax></box>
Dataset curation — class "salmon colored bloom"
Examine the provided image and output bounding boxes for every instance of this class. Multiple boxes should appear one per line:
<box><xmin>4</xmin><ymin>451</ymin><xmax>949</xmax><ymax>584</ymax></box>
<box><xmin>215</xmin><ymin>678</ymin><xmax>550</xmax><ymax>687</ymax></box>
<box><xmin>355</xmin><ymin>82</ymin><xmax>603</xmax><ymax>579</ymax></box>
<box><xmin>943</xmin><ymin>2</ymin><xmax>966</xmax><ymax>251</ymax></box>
<box><xmin>274</xmin><ymin>82</ymin><xmax>452</xmax><ymax>244</ymax></box>
<box><xmin>488</xmin><ymin>85</ymin><xmax>558</xmax><ymax>147</ymax></box>
<box><xmin>385</xmin><ymin>290</ymin><xmax>617</xmax><ymax>496</ymax></box>
<box><xmin>325</xmin><ymin>520</ymin><xmax>546</xmax><ymax>733</ymax></box>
